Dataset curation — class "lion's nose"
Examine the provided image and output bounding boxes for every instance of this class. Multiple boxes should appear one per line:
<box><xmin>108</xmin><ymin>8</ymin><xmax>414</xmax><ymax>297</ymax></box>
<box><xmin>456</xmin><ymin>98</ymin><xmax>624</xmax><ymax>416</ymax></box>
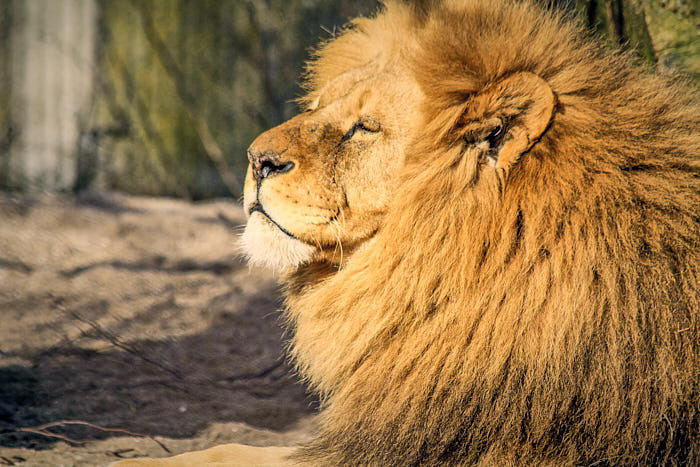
<box><xmin>247</xmin><ymin>149</ymin><xmax>295</xmax><ymax>180</ymax></box>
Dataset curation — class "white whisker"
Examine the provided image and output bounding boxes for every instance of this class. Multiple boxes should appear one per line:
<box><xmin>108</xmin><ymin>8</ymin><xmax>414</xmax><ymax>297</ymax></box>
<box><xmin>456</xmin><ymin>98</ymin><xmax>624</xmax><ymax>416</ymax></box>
<box><xmin>333</xmin><ymin>218</ymin><xmax>344</xmax><ymax>268</ymax></box>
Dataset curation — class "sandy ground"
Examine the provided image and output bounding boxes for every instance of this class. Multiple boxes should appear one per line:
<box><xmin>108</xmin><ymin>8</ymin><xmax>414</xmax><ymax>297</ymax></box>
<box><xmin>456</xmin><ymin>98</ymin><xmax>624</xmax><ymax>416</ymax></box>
<box><xmin>0</xmin><ymin>192</ymin><xmax>318</xmax><ymax>466</ymax></box>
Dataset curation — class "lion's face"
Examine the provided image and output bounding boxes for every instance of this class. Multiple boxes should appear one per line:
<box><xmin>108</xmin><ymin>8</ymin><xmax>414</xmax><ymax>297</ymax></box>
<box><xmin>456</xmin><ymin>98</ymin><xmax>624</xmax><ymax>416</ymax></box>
<box><xmin>241</xmin><ymin>66</ymin><xmax>423</xmax><ymax>270</ymax></box>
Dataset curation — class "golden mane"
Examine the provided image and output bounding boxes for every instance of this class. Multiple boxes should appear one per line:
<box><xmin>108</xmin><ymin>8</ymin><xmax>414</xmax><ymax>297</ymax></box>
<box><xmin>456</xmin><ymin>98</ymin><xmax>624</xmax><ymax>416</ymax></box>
<box><xmin>283</xmin><ymin>0</ymin><xmax>699</xmax><ymax>465</ymax></box>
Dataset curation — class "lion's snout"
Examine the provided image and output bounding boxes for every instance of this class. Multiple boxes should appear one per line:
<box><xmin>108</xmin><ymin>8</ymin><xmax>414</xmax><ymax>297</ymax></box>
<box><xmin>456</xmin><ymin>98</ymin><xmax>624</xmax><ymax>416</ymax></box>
<box><xmin>246</xmin><ymin>122</ymin><xmax>301</xmax><ymax>181</ymax></box>
<box><xmin>247</xmin><ymin>149</ymin><xmax>295</xmax><ymax>181</ymax></box>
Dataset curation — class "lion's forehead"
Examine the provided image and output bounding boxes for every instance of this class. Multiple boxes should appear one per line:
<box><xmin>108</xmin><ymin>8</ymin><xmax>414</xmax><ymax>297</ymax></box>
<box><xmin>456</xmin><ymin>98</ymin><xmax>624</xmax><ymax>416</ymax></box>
<box><xmin>314</xmin><ymin>68</ymin><xmax>420</xmax><ymax>117</ymax></box>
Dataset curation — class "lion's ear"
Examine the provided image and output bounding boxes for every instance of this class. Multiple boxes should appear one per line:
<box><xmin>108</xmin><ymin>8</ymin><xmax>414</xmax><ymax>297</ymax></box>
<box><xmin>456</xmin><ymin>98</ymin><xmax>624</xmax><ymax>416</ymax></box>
<box><xmin>460</xmin><ymin>72</ymin><xmax>555</xmax><ymax>173</ymax></box>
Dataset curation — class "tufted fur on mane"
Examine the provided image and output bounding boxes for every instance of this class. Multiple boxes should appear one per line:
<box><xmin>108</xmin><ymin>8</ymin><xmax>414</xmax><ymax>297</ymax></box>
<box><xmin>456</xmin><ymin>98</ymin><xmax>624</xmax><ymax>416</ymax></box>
<box><xmin>284</xmin><ymin>0</ymin><xmax>699</xmax><ymax>464</ymax></box>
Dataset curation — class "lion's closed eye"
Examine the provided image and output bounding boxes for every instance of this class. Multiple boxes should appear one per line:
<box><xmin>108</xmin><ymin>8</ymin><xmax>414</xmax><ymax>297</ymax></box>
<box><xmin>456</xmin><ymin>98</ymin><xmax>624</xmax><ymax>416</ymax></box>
<box><xmin>342</xmin><ymin>117</ymin><xmax>381</xmax><ymax>142</ymax></box>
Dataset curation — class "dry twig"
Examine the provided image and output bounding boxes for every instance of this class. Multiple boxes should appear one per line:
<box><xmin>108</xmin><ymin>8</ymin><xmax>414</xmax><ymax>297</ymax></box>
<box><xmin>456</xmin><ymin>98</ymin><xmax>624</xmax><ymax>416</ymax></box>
<box><xmin>18</xmin><ymin>420</ymin><xmax>171</xmax><ymax>453</ymax></box>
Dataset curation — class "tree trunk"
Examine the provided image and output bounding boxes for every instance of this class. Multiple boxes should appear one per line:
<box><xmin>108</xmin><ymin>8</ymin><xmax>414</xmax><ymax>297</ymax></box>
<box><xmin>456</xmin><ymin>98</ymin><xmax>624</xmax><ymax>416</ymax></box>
<box><xmin>1</xmin><ymin>0</ymin><xmax>97</xmax><ymax>192</ymax></box>
<box><xmin>573</xmin><ymin>0</ymin><xmax>699</xmax><ymax>80</ymax></box>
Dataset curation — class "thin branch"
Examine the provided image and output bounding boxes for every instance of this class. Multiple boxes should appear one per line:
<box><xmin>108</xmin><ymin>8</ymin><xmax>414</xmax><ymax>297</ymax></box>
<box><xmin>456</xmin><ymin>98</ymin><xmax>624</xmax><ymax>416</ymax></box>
<box><xmin>58</xmin><ymin>303</ymin><xmax>185</xmax><ymax>381</ymax></box>
<box><xmin>18</xmin><ymin>427</ymin><xmax>85</xmax><ymax>446</ymax></box>
<box><xmin>219</xmin><ymin>359</ymin><xmax>285</xmax><ymax>382</ymax></box>
<box><xmin>18</xmin><ymin>420</ymin><xmax>170</xmax><ymax>453</ymax></box>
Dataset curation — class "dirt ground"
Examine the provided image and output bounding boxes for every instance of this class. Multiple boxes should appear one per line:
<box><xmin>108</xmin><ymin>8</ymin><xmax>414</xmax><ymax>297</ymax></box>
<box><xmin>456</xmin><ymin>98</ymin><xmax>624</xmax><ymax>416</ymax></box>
<box><xmin>0</xmin><ymin>192</ymin><xmax>318</xmax><ymax>466</ymax></box>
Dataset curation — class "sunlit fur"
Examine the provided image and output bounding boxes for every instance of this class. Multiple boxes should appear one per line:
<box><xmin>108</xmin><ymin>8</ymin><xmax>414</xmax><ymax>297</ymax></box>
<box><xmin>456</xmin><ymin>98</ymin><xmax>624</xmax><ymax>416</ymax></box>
<box><xmin>240</xmin><ymin>213</ymin><xmax>315</xmax><ymax>270</ymax></box>
<box><xmin>271</xmin><ymin>1</ymin><xmax>700</xmax><ymax>465</ymax></box>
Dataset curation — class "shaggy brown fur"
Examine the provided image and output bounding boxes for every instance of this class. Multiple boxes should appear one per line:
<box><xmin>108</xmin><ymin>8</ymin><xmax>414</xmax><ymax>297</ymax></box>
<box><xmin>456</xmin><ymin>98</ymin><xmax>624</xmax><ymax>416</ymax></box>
<box><xmin>277</xmin><ymin>1</ymin><xmax>700</xmax><ymax>465</ymax></box>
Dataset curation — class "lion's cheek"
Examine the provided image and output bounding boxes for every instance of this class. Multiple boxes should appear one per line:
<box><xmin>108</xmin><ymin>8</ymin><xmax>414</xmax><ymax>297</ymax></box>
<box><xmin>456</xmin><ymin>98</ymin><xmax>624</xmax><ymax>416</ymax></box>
<box><xmin>239</xmin><ymin>213</ymin><xmax>315</xmax><ymax>271</ymax></box>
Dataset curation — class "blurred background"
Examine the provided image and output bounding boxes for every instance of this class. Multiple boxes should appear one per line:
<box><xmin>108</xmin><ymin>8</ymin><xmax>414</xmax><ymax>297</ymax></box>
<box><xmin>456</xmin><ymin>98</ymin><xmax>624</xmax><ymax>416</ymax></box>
<box><xmin>0</xmin><ymin>1</ymin><xmax>697</xmax><ymax>464</ymax></box>
<box><xmin>0</xmin><ymin>0</ymin><xmax>697</xmax><ymax>200</ymax></box>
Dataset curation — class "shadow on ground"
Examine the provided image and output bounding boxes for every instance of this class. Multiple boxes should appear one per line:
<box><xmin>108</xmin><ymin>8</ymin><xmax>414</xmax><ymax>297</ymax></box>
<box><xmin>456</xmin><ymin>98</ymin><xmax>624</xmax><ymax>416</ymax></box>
<box><xmin>0</xmin><ymin>194</ymin><xmax>318</xmax><ymax>454</ymax></box>
<box><xmin>0</xmin><ymin>287</ymin><xmax>317</xmax><ymax>449</ymax></box>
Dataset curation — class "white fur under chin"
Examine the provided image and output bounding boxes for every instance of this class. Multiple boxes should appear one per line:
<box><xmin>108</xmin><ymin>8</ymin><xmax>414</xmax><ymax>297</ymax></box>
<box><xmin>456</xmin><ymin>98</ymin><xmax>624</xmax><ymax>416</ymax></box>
<box><xmin>239</xmin><ymin>213</ymin><xmax>315</xmax><ymax>271</ymax></box>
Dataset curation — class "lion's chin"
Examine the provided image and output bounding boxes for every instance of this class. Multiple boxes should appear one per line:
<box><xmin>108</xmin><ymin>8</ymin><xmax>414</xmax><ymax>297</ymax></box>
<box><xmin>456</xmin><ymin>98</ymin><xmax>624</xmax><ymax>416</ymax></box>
<box><xmin>239</xmin><ymin>212</ymin><xmax>315</xmax><ymax>271</ymax></box>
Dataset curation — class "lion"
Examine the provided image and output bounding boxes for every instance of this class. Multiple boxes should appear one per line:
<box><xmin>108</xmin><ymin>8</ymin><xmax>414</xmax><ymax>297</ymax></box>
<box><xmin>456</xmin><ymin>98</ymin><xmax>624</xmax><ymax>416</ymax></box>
<box><xmin>114</xmin><ymin>0</ymin><xmax>699</xmax><ymax>465</ymax></box>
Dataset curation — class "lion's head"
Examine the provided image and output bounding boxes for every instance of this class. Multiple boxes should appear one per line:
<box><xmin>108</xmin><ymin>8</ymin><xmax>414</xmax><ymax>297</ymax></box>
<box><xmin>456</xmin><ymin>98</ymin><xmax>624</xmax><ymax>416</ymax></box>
<box><xmin>240</xmin><ymin>43</ymin><xmax>425</xmax><ymax>270</ymax></box>
<box><xmin>241</xmin><ymin>0</ymin><xmax>699</xmax><ymax>465</ymax></box>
